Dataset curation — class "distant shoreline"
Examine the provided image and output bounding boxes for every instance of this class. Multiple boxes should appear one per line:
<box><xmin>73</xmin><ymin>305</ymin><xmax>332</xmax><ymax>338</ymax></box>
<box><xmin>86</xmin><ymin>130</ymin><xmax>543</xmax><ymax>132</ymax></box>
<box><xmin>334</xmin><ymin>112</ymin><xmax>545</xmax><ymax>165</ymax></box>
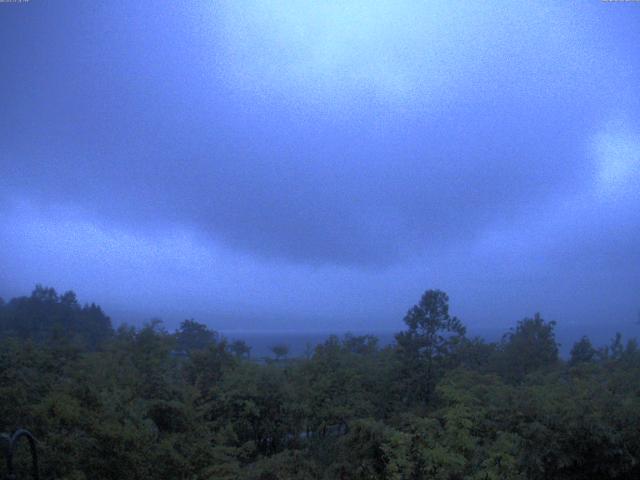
<box><xmin>221</xmin><ymin>323</ymin><xmax>639</xmax><ymax>359</ymax></box>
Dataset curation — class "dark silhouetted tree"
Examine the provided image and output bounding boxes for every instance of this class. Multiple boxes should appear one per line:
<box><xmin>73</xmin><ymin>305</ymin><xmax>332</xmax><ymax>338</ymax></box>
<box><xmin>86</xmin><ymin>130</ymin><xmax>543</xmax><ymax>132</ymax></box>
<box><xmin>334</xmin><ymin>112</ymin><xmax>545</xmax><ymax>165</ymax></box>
<box><xmin>499</xmin><ymin>312</ymin><xmax>558</xmax><ymax>382</ymax></box>
<box><xmin>342</xmin><ymin>333</ymin><xmax>379</xmax><ymax>355</ymax></box>
<box><xmin>271</xmin><ymin>344</ymin><xmax>289</xmax><ymax>361</ymax></box>
<box><xmin>175</xmin><ymin>318</ymin><xmax>217</xmax><ymax>352</ymax></box>
<box><xmin>0</xmin><ymin>285</ymin><xmax>112</xmax><ymax>348</ymax></box>
<box><xmin>569</xmin><ymin>336</ymin><xmax>597</xmax><ymax>366</ymax></box>
<box><xmin>229</xmin><ymin>339</ymin><xmax>251</xmax><ymax>359</ymax></box>
<box><xmin>395</xmin><ymin>289</ymin><xmax>466</xmax><ymax>402</ymax></box>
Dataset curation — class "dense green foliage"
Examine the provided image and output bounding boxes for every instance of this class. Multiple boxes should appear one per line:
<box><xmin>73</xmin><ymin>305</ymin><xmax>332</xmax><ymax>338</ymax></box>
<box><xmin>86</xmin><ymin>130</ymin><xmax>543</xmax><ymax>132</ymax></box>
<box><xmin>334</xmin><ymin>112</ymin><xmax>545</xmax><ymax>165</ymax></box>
<box><xmin>1</xmin><ymin>287</ymin><xmax>639</xmax><ymax>479</ymax></box>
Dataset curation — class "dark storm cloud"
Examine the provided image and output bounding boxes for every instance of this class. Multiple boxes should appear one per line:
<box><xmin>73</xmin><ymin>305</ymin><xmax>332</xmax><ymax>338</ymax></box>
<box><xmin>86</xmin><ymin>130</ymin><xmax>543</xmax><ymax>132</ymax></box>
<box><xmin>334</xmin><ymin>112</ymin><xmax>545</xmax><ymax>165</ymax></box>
<box><xmin>1</xmin><ymin>1</ymin><xmax>639</xmax><ymax>329</ymax></box>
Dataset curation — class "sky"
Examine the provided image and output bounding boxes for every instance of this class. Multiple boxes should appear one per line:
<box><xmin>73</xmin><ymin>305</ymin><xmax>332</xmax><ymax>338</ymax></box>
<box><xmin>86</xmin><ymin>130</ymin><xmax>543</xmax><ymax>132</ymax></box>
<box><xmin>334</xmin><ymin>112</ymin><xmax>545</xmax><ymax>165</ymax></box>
<box><xmin>1</xmin><ymin>1</ymin><xmax>639</xmax><ymax>333</ymax></box>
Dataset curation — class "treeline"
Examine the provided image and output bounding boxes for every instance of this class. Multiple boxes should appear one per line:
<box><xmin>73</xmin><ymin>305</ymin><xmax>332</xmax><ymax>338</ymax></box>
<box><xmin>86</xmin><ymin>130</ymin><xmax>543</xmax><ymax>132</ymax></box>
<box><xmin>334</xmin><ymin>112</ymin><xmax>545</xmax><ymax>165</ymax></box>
<box><xmin>1</xmin><ymin>287</ymin><xmax>639</xmax><ymax>479</ymax></box>
<box><xmin>0</xmin><ymin>285</ymin><xmax>112</xmax><ymax>349</ymax></box>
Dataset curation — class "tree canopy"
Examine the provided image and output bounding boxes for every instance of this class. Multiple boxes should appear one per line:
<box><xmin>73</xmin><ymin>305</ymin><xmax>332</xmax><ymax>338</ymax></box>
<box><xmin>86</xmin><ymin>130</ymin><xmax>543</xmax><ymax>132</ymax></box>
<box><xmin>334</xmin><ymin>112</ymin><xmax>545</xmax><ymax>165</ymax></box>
<box><xmin>1</xmin><ymin>285</ymin><xmax>639</xmax><ymax>480</ymax></box>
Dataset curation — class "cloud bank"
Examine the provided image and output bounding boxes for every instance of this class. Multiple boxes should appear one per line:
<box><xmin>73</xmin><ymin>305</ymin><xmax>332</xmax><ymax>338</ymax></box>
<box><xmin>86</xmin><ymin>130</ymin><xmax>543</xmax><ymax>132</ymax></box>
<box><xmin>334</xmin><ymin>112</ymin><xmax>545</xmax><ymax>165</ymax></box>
<box><xmin>1</xmin><ymin>1</ymin><xmax>638</xmax><ymax>330</ymax></box>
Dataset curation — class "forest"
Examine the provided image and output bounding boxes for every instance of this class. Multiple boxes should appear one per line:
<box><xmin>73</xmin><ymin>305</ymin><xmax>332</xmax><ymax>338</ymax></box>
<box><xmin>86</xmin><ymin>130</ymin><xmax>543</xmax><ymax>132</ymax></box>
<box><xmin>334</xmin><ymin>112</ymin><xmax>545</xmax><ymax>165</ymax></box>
<box><xmin>1</xmin><ymin>286</ymin><xmax>639</xmax><ymax>479</ymax></box>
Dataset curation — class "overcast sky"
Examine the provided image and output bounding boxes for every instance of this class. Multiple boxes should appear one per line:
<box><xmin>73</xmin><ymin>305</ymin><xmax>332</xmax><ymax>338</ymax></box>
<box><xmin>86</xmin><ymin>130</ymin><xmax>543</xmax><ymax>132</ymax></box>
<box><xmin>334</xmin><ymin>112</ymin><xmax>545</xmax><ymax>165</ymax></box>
<box><xmin>1</xmin><ymin>1</ymin><xmax>639</xmax><ymax>332</ymax></box>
